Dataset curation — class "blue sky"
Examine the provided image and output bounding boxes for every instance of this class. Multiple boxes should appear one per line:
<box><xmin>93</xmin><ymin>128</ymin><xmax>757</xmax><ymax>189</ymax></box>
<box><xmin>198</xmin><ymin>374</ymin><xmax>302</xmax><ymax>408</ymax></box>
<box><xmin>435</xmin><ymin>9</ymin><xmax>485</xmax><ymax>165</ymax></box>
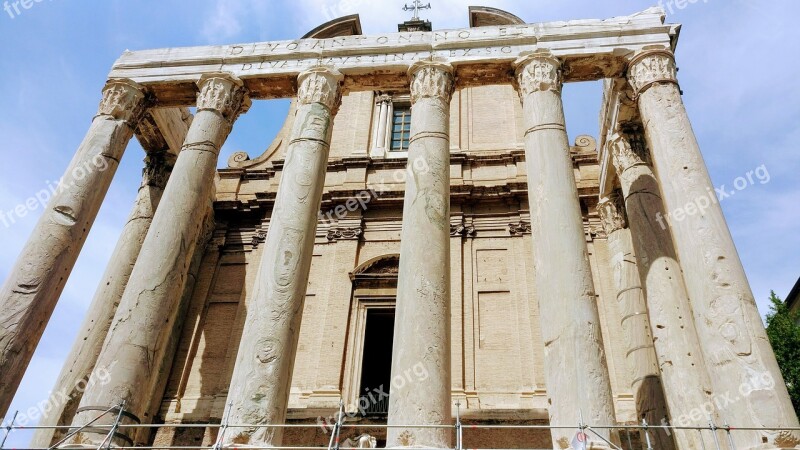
<box><xmin>0</xmin><ymin>0</ymin><xmax>798</xmax><ymax>446</ymax></box>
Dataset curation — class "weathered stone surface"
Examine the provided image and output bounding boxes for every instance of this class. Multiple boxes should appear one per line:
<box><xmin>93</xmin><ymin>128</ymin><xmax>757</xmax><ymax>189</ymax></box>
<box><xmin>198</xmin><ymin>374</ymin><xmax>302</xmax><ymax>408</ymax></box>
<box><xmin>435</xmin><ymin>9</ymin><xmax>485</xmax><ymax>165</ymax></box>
<box><xmin>514</xmin><ymin>50</ymin><xmax>617</xmax><ymax>449</ymax></box>
<box><xmin>630</xmin><ymin>49</ymin><xmax>800</xmax><ymax>449</ymax></box>
<box><xmin>0</xmin><ymin>79</ymin><xmax>148</xmax><ymax>418</ymax></box>
<box><xmin>387</xmin><ymin>60</ymin><xmax>454</xmax><ymax>449</ymax></box>
<box><xmin>608</xmin><ymin>131</ymin><xmax>726</xmax><ymax>449</ymax></box>
<box><xmin>30</xmin><ymin>108</ymin><xmax>191</xmax><ymax>449</ymax></box>
<box><xmin>598</xmin><ymin>193</ymin><xmax>674</xmax><ymax>450</ymax></box>
<box><xmin>62</xmin><ymin>73</ymin><xmax>249</xmax><ymax>447</ymax></box>
<box><xmin>221</xmin><ymin>67</ymin><xmax>342</xmax><ymax>448</ymax></box>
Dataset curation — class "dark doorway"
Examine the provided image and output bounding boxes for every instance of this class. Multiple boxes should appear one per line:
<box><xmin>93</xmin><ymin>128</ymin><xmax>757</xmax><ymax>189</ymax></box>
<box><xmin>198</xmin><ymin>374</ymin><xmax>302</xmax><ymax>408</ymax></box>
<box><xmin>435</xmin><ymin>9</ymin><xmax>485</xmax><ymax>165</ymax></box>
<box><xmin>358</xmin><ymin>308</ymin><xmax>395</xmax><ymax>416</ymax></box>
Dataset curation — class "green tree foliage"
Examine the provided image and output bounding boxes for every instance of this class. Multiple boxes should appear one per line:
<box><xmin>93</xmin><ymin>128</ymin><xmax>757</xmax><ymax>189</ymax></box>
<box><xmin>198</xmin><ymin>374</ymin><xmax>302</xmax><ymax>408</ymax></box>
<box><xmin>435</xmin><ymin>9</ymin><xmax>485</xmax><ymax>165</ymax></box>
<box><xmin>765</xmin><ymin>291</ymin><xmax>800</xmax><ymax>414</ymax></box>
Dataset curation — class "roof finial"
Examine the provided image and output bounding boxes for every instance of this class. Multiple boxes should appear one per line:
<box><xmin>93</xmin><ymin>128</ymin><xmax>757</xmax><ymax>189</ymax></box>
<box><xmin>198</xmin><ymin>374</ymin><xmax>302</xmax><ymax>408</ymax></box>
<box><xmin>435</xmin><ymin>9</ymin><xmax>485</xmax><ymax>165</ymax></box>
<box><xmin>403</xmin><ymin>0</ymin><xmax>431</xmax><ymax>21</ymax></box>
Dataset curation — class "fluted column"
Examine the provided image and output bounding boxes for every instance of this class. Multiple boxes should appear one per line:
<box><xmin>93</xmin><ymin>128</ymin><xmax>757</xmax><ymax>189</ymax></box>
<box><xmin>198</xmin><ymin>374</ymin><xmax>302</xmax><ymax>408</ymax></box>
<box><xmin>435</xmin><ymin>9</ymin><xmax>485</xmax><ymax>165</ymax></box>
<box><xmin>63</xmin><ymin>73</ymin><xmax>249</xmax><ymax>448</ymax></box>
<box><xmin>387</xmin><ymin>60</ymin><xmax>454</xmax><ymax>449</ymax></box>
<box><xmin>597</xmin><ymin>194</ymin><xmax>674</xmax><ymax>450</ymax></box>
<box><xmin>0</xmin><ymin>79</ymin><xmax>148</xmax><ymax>417</ymax></box>
<box><xmin>513</xmin><ymin>50</ymin><xmax>616</xmax><ymax>449</ymax></box>
<box><xmin>221</xmin><ymin>67</ymin><xmax>342</xmax><ymax>449</ymax></box>
<box><xmin>609</xmin><ymin>132</ymin><xmax>727</xmax><ymax>449</ymax></box>
<box><xmin>629</xmin><ymin>49</ymin><xmax>800</xmax><ymax>448</ymax></box>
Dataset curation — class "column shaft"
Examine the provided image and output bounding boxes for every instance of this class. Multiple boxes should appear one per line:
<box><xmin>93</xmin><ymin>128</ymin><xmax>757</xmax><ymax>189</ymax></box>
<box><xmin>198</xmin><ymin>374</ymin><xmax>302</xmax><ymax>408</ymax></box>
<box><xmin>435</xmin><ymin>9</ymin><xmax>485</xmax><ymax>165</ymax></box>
<box><xmin>513</xmin><ymin>51</ymin><xmax>616</xmax><ymax>449</ymax></box>
<box><xmin>387</xmin><ymin>61</ymin><xmax>454</xmax><ymax>449</ymax></box>
<box><xmin>31</xmin><ymin>148</ymin><xmax>176</xmax><ymax>448</ymax></box>
<box><xmin>222</xmin><ymin>67</ymin><xmax>342</xmax><ymax>448</ymax></box>
<box><xmin>610</xmin><ymin>132</ymin><xmax>727</xmax><ymax>448</ymax></box>
<box><xmin>64</xmin><ymin>73</ymin><xmax>249</xmax><ymax>447</ymax></box>
<box><xmin>598</xmin><ymin>195</ymin><xmax>674</xmax><ymax>449</ymax></box>
<box><xmin>0</xmin><ymin>80</ymin><xmax>147</xmax><ymax>417</ymax></box>
<box><xmin>629</xmin><ymin>50</ymin><xmax>800</xmax><ymax>448</ymax></box>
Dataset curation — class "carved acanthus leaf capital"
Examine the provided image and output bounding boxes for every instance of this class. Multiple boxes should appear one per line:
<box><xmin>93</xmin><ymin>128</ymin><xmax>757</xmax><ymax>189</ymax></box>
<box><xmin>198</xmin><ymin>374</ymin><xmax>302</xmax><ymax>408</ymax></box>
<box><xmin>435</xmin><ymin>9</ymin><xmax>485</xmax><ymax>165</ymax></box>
<box><xmin>608</xmin><ymin>133</ymin><xmax>646</xmax><ymax>175</ymax></box>
<box><xmin>297</xmin><ymin>66</ymin><xmax>344</xmax><ymax>112</ymax></box>
<box><xmin>409</xmin><ymin>61</ymin><xmax>455</xmax><ymax>105</ymax></box>
<box><xmin>196</xmin><ymin>73</ymin><xmax>251</xmax><ymax>123</ymax></box>
<box><xmin>141</xmin><ymin>150</ymin><xmax>176</xmax><ymax>188</ymax></box>
<box><xmin>97</xmin><ymin>79</ymin><xmax>149</xmax><ymax>126</ymax></box>
<box><xmin>627</xmin><ymin>49</ymin><xmax>679</xmax><ymax>96</ymax></box>
<box><xmin>514</xmin><ymin>51</ymin><xmax>563</xmax><ymax>96</ymax></box>
<box><xmin>598</xmin><ymin>193</ymin><xmax>627</xmax><ymax>235</ymax></box>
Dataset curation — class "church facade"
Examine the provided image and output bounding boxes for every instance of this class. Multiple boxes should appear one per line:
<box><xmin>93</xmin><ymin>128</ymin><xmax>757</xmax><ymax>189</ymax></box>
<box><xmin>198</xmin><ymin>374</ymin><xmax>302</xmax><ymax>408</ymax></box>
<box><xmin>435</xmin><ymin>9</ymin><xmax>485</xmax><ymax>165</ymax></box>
<box><xmin>2</xmin><ymin>6</ymin><xmax>798</xmax><ymax>450</ymax></box>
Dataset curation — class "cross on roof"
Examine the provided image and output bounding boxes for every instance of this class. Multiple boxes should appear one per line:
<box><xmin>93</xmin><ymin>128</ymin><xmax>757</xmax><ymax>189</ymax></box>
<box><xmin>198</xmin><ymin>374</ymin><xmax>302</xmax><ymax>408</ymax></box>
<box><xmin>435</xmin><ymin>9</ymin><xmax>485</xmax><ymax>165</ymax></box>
<box><xmin>403</xmin><ymin>0</ymin><xmax>431</xmax><ymax>21</ymax></box>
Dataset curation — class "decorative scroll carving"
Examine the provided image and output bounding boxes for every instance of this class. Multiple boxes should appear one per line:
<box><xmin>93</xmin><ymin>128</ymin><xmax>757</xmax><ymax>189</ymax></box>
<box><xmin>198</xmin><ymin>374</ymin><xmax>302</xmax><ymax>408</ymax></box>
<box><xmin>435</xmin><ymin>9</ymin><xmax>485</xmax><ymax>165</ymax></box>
<box><xmin>508</xmin><ymin>221</ymin><xmax>532</xmax><ymax>236</ymax></box>
<box><xmin>141</xmin><ymin>150</ymin><xmax>176</xmax><ymax>188</ymax></box>
<box><xmin>196</xmin><ymin>73</ymin><xmax>251</xmax><ymax>122</ymax></box>
<box><xmin>514</xmin><ymin>51</ymin><xmax>563</xmax><ymax>96</ymax></box>
<box><xmin>450</xmin><ymin>224</ymin><xmax>476</xmax><ymax>238</ymax></box>
<box><xmin>297</xmin><ymin>66</ymin><xmax>344</xmax><ymax>112</ymax></box>
<box><xmin>375</xmin><ymin>93</ymin><xmax>393</xmax><ymax>105</ymax></box>
<box><xmin>409</xmin><ymin>61</ymin><xmax>455</xmax><ymax>104</ymax></box>
<box><xmin>251</xmin><ymin>231</ymin><xmax>267</xmax><ymax>248</ymax></box>
<box><xmin>97</xmin><ymin>79</ymin><xmax>148</xmax><ymax>125</ymax></box>
<box><xmin>627</xmin><ymin>49</ymin><xmax>678</xmax><ymax>96</ymax></box>
<box><xmin>597</xmin><ymin>192</ymin><xmax>627</xmax><ymax>235</ymax></box>
<box><xmin>326</xmin><ymin>227</ymin><xmax>363</xmax><ymax>241</ymax></box>
<box><xmin>608</xmin><ymin>133</ymin><xmax>646</xmax><ymax>175</ymax></box>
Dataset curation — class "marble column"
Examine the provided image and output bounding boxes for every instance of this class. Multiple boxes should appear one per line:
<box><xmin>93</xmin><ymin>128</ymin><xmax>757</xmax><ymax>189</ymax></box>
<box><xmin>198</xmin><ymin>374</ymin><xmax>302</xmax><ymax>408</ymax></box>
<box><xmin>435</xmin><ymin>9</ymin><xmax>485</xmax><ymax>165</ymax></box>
<box><xmin>0</xmin><ymin>79</ymin><xmax>148</xmax><ymax>417</ymax></box>
<box><xmin>371</xmin><ymin>94</ymin><xmax>392</xmax><ymax>158</ymax></box>
<box><xmin>63</xmin><ymin>73</ymin><xmax>249</xmax><ymax>448</ymax></box>
<box><xmin>629</xmin><ymin>49</ymin><xmax>800</xmax><ymax>448</ymax></box>
<box><xmin>221</xmin><ymin>67</ymin><xmax>342</xmax><ymax>449</ymax></box>
<box><xmin>513</xmin><ymin>50</ymin><xmax>616</xmax><ymax>449</ymax></box>
<box><xmin>31</xmin><ymin>146</ymin><xmax>177</xmax><ymax>448</ymax></box>
<box><xmin>597</xmin><ymin>194</ymin><xmax>674</xmax><ymax>450</ymax></box>
<box><xmin>608</xmin><ymin>131</ymin><xmax>727</xmax><ymax>449</ymax></box>
<box><xmin>387</xmin><ymin>60</ymin><xmax>454</xmax><ymax>449</ymax></box>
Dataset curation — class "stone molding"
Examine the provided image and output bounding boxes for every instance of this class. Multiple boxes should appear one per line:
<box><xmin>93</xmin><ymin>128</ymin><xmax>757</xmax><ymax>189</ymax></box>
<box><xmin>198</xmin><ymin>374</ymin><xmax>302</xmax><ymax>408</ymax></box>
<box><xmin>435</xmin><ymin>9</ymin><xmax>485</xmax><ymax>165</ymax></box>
<box><xmin>513</xmin><ymin>50</ymin><xmax>563</xmax><ymax>96</ymax></box>
<box><xmin>627</xmin><ymin>49</ymin><xmax>679</xmax><ymax>96</ymax></box>
<box><xmin>297</xmin><ymin>66</ymin><xmax>344</xmax><ymax>112</ymax></box>
<box><xmin>97</xmin><ymin>78</ymin><xmax>149</xmax><ymax>126</ymax></box>
<box><xmin>508</xmin><ymin>221</ymin><xmax>532</xmax><ymax>236</ymax></box>
<box><xmin>597</xmin><ymin>192</ymin><xmax>627</xmax><ymax>234</ymax></box>
<box><xmin>196</xmin><ymin>73</ymin><xmax>251</xmax><ymax>123</ymax></box>
<box><xmin>408</xmin><ymin>61</ymin><xmax>455</xmax><ymax>105</ymax></box>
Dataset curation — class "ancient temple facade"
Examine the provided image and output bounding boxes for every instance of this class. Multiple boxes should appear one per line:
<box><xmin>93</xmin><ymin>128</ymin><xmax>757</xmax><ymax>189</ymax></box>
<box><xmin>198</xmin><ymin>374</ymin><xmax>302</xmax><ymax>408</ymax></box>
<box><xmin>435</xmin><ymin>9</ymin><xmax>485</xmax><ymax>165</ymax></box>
<box><xmin>2</xmin><ymin>6</ymin><xmax>799</xmax><ymax>450</ymax></box>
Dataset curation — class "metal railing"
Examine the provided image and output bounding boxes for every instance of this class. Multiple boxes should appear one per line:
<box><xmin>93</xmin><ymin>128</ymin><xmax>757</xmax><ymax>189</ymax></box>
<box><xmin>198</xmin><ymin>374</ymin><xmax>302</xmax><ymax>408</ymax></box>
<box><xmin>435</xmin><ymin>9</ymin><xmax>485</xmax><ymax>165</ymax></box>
<box><xmin>2</xmin><ymin>402</ymin><xmax>799</xmax><ymax>450</ymax></box>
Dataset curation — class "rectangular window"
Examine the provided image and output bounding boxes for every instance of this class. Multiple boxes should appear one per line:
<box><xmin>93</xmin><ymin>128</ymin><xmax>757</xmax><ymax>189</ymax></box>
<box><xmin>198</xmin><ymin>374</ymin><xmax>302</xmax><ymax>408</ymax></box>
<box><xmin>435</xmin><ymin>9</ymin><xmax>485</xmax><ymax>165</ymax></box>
<box><xmin>390</xmin><ymin>106</ymin><xmax>411</xmax><ymax>151</ymax></box>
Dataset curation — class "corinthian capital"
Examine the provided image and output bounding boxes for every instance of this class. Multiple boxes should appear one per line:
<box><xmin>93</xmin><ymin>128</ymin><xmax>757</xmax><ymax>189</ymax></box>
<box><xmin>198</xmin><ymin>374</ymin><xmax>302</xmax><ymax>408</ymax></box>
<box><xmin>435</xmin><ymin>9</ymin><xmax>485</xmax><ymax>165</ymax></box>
<box><xmin>627</xmin><ymin>49</ymin><xmax>679</xmax><ymax>96</ymax></box>
<box><xmin>408</xmin><ymin>61</ymin><xmax>455</xmax><ymax>105</ymax></box>
<box><xmin>297</xmin><ymin>66</ymin><xmax>344</xmax><ymax>112</ymax></box>
<box><xmin>141</xmin><ymin>150</ymin><xmax>176</xmax><ymax>189</ymax></box>
<box><xmin>608</xmin><ymin>133</ymin><xmax>646</xmax><ymax>175</ymax></box>
<box><xmin>196</xmin><ymin>73</ymin><xmax>251</xmax><ymax>123</ymax></box>
<box><xmin>598</xmin><ymin>192</ymin><xmax>627</xmax><ymax>235</ymax></box>
<box><xmin>513</xmin><ymin>50</ymin><xmax>563</xmax><ymax>96</ymax></box>
<box><xmin>97</xmin><ymin>79</ymin><xmax>149</xmax><ymax>126</ymax></box>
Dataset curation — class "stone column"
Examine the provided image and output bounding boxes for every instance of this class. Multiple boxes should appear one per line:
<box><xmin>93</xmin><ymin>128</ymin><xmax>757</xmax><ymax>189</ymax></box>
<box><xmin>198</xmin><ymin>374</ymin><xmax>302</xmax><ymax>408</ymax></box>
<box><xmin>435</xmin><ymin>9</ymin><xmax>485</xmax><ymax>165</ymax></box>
<box><xmin>608</xmin><ymin>131</ymin><xmax>728</xmax><ymax>449</ymax></box>
<box><xmin>387</xmin><ymin>60</ymin><xmax>454</xmax><ymax>449</ymax></box>
<box><xmin>31</xmin><ymin>146</ymin><xmax>177</xmax><ymax>448</ymax></box>
<box><xmin>371</xmin><ymin>94</ymin><xmax>391</xmax><ymax>157</ymax></box>
<box><xmin>629</xmin><ymin>49</ymin><xmax>800</xmax><ymax>448</ymax></box>
<box><xmin>63</xmin><ymin>73</ymin><xmax>249</xmax><ymax>448</ymax></box>
<box><xmin>513</xmin><ymin>50</ymin><xmax>616</xmax><ymax>449</ymax></box>
<box><xmin>597</xmin><ymin>194</ymin><xmax>674</xmax><ymax>450</ymax></box>
<box><xmin>221</xmin><ymin>67</ymin><xmax>342</xmax><ymax>449</ymax></box>
<box><xmin>0</xmin><ymin>79</ymin><xmax>148</xmax><ymax>417</ymax></box>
